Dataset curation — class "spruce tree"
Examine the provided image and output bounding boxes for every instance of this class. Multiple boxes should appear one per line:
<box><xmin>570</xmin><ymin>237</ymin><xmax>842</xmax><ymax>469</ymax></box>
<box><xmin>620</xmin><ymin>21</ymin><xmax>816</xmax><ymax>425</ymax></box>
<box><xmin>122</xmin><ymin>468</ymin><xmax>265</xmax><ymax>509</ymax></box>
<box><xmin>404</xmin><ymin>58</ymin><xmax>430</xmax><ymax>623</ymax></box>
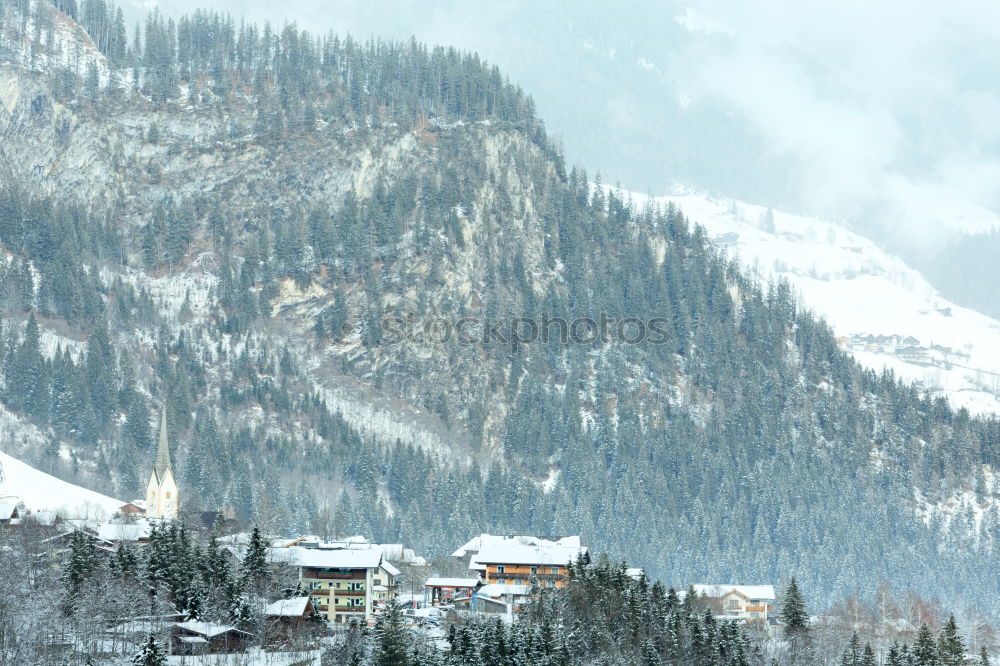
<box><xmin>369</xmin><ymin>599</ymin><xmax>411</xmax><ymax>666</ymax></box>
<box><xmin>914</xmin><ymin>624</ymin><xmax>941</xmax><ymax>666</ymax></box>
<box><xmin>132</xmin><ymin>634</ymin><xmax>166</xmax><ymax>666</ymax></box>
<box><xmin>861</xmin><ymin>643</ymin><xmax>876</xmax><ymax>666</ymax></box>
<box><xmin>241</xmin><ymin>526</ymin><xmax>269</xmax><ymax>590</ymax></box>
<box><xmin>779</xmin><ymin>577</ymin><xmax>809</xmax><ymax>630</ymax></box>
<box><xmin>938</xmin><ymin>615</ymin><xmax>965</xmax><ymax>666</ymax></box>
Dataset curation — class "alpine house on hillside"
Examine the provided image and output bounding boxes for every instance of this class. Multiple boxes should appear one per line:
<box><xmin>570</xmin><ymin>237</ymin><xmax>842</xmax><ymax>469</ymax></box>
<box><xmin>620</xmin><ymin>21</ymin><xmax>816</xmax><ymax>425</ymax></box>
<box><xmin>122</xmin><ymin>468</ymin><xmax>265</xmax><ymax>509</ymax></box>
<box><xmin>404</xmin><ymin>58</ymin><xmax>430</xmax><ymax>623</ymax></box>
<box><xmin>474</xmin><ymin>541</ymin><xmax>590</xmax><ymax>588</ymax></box>
<box><xmin>692</xmin><ymin>584</ymin><xmax>776</xmax><ymax>622</ymax></box>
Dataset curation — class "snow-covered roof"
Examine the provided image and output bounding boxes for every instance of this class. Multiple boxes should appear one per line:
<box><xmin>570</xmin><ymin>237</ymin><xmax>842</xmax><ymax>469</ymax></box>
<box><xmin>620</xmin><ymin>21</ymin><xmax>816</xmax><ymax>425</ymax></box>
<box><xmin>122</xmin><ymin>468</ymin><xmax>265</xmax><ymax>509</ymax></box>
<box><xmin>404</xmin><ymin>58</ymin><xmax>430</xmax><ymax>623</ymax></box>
<box><xmin>473</xmin><ymin>543</ymin><xmax>589</xmax><ymax>567</ymax></box>
<box><xmin>97</xmin><ymin>521</ymin><xmax>152</xmax><ymax>542</ymax></box>
<box><xmin>452</xmin><ymin>534</ymin><xmax>582</xmax><ymax>558</ymax></box>
<box><xmin>382</xmin><ymin>561</ymin><xmax>401</xmax><ymax>577</ymax></box>
<box><xmin>264</xmin><ymin>597</ymin><xmax>311</xmax><ymax>617</ymax></box>
<box><xmin>425</xmin><ymin>577</ymin><xmax>481</xmax><ymax>588</ymax></box>
<box><xmin>175</xmin><ymin>621</ymin><xmax>248</xmax><ymax>638</ymax></box>
<box><xmin>477</xmin><ymin>583</ymin><xmax>531</xmax><ymax>597</ymax></box>
<box><xmin>692</xmin><ymin>584</ymin><xmax>775</xmax><ymax>601</ymax></box>
<box><xmin>269</xmin><ymin>546</ymin><xmax>383</xmax><ymax>569</ymax></box>
<box><xmin>0</xmin><ymin>502</ymin><xmax>20</xmax><ymax>519</ymax></box>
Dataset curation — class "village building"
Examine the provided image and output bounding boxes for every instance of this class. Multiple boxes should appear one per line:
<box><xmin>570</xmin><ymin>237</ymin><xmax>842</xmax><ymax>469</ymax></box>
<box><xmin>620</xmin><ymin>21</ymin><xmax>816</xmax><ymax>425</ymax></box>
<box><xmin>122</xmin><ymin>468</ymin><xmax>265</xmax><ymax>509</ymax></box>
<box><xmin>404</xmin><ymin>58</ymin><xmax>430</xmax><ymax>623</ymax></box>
<box><xmin>264</xmin><ymin>597</ymin><xmax>319</xmax><ymax>646</ymax></box>
<box><xmin>472</xmin><ymin>583</ymin><xmax>532</xmax><ymax>614</ymax></box>
<box><xmin>691</xmin><ymin>584</ymin><xmax>776</xmax><ymax>623</ymax></box>
<box><xmin>473</xmin><ymin>539</ymin><xmax>590</xmax><ymax>588</ymax></box>
<box><xmin>146</xmin><ymin>406</ymin><xmax>179</xmax><ymax>520</ymax></box>
<box><xmin>0</xmin><ymin>500</ymin><xmax>22</xmax><ymax>528</ymax></box>
<box><xmin>270</xmin><ymin>546</ymin><xmax>398</xmax><ymax>624</ymax></box>
<box><xmin>423</xmin><ymin>576</ymin><xmax>481</xmax><ymax>606</ymax></box>
<box><xmin>171</xmin><ymin>621</ymin><xmax>251</xmax><ymax>655</ymax></box>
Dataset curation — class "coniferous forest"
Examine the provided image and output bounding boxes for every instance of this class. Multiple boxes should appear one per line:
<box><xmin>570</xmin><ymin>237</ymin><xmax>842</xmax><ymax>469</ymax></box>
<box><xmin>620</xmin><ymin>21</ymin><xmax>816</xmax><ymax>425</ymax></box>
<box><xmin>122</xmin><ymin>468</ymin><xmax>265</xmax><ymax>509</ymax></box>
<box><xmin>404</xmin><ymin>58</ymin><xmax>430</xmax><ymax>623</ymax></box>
<box><xmin>0</xmin><ymin>2</ymin><xmax>998</xmax><ymax>661</ymax></box>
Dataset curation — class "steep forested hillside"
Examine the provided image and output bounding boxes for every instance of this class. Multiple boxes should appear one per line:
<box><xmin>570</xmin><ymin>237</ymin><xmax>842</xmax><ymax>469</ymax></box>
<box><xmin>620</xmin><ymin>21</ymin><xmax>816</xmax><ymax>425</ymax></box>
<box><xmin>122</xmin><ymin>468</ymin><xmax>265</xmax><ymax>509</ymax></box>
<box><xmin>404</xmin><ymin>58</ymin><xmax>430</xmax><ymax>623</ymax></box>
<box><xmin>0</xmin><ymin>0</ymin><xmax>997</xmax><ymax>615</ymax></box>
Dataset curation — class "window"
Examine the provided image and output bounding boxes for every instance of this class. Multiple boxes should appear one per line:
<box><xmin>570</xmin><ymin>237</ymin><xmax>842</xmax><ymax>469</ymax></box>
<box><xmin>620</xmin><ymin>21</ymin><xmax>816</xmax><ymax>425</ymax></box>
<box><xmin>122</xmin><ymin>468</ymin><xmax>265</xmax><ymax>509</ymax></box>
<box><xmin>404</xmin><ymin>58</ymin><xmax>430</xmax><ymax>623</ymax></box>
<box><xmin>548</xmin><ymin>581</ymin><xmax>556</xmax><ymax>588</ymax></box>
<box><xmin>335</xmin><ymin>582</ymin><xmax>342</xmax><ymax>589</ymax></box>
<box><xmin>530</xmin><ymin>566</ymin><xmax>538</xmax><ymax>574</ymax></box>
<box><xmin>374</xmin><ymin>578</ymin><xmax>381</xmax><ymax>585</ymax></box>
<box><xmin>497</xmin><ymin>578</ymin><xmax>506</xmax><ymax>584</ymax></box>
<box><xmin>496</xmin><ymin>565</ymin><xmax>505</xmax><ymax>574</ymax></box>
<box><xmin>550</xmin><ymin>567</ymin><xmax>559</xmax><ymax>574</ymax></box>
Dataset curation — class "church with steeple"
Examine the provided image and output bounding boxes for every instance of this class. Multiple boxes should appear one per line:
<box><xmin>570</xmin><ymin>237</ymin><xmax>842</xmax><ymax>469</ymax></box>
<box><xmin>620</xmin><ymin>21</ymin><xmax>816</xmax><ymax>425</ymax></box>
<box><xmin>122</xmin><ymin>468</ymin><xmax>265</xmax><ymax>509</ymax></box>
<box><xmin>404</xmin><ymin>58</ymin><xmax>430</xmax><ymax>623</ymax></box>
<box><xmin>146</xmin><ymin>405</ymin><xmax>179</xmax><ymax>520</ymax></box>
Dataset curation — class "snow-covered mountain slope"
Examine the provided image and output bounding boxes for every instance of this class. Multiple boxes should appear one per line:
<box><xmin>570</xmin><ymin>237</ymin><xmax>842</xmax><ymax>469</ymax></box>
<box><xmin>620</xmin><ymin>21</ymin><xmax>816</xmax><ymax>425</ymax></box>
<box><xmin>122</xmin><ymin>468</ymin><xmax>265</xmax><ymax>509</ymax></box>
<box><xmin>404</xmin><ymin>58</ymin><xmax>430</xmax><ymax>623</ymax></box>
<box><xmin>0</xmin><ymin>447</ymin><xmax>122</xmax><ymax>518</ymax></box>
<box><xmin>0</xmin><ymin>407</ymin><xmax>122</xmax><ymax>518</ymax></box>
<box><xmin>652</xmin><ymin>190</ymin><xmax>1000</xmax><ymax>416</ymax></box>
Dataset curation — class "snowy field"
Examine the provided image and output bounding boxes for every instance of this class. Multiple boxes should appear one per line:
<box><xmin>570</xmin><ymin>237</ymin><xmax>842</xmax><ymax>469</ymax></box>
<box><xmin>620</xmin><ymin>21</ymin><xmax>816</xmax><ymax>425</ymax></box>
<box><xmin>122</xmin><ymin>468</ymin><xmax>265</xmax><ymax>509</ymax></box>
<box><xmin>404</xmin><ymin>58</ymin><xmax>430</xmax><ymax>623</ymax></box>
<box><xmin>0</xmin><ymin>448</ymin><xmax>122</xmax><ymax>518</ymax></box>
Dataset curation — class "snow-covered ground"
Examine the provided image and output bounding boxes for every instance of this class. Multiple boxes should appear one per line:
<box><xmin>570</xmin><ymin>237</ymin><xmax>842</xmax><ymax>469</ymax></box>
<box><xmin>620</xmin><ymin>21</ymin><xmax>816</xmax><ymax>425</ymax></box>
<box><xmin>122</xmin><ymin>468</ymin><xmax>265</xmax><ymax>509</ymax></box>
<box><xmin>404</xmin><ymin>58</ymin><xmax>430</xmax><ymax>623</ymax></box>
<box><xmin>638</xmin><ymin>188</ymin><xmax>1000</xmax><ymax>416</ymax></box>
<box><xmin>0</xmin><ymin>448</ymin><xmax>122</xmax><ymax>518</ymax></box>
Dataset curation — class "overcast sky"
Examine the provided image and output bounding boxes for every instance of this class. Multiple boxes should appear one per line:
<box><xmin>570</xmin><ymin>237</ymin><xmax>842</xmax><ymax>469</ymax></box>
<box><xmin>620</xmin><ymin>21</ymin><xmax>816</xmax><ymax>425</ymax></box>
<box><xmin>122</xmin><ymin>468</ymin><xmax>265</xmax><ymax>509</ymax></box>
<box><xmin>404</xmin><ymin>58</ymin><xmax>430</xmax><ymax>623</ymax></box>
<box><xmin>124</xmin><ymin>0</ymin><xmax>1000</xmax><ymax>245</ymax></box>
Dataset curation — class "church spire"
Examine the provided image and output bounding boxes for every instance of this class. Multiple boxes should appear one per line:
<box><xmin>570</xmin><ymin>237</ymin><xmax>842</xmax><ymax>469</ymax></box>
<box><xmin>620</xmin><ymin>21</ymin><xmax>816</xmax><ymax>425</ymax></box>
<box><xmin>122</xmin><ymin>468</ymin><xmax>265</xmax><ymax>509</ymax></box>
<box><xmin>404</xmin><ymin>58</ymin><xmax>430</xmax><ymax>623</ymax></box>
<box><xmin>153</xmin><ymin>403</ymin><xmax>172</xmax><ymax>483</ymax></box>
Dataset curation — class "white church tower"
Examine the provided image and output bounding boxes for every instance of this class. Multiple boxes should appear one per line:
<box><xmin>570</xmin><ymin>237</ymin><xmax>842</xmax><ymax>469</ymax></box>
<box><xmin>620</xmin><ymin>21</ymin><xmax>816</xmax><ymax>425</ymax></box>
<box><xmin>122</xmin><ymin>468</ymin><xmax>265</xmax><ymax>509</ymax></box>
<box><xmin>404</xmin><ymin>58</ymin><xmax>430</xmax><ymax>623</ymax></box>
<box><xmin>146</xmin><ymin>405</ymin><xmax>179</xmax><ymax>520</ymax></box>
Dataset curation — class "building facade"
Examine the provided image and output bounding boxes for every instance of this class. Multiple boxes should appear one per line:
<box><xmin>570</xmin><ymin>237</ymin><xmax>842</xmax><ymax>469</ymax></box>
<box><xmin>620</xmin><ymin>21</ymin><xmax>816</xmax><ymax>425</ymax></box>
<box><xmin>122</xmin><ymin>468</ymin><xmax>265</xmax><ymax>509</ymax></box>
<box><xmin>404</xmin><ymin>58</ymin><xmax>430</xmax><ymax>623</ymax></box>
<box><xmin>276</xmin><ymin>546</ymin><xmax>398</xmax><ymax>624</ymax></box>
<box><xmin>474</xmin><ymin>542</ymin><xmax>590</xmax><ymax>589</ymax></box>
<box><xmin>692</xmin><ymin>584</ymin><xmax>775</xmax><ymax>623</ymax></box>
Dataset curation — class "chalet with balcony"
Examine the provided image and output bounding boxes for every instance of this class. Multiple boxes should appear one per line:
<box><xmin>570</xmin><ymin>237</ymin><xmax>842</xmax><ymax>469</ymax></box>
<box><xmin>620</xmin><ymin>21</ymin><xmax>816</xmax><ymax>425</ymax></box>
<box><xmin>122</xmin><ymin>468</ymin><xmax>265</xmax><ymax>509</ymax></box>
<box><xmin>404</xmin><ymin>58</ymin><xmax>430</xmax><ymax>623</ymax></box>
<box><xmin>270</xmin><ymin>546</ymin><xmax>398</xmax><ymax>624</ymax></box>
<box><xmin>473</xmin><ymin>541</ymin><xmax>590</xmax><ymax>589</ymax></box>
<box><xmin>692</xmin><ymin>584</ymin><xmax>776</xmax><ymax>623</ymax></box>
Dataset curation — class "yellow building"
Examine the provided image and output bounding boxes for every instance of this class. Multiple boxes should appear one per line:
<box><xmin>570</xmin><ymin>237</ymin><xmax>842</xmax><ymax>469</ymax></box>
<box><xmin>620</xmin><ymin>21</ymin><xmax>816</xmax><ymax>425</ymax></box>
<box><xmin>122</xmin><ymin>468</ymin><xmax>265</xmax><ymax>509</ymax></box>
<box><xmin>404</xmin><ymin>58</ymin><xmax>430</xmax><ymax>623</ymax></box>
<box><xmin>146</xmin><ymin>406</ymin><xmax>179</xmax><ymax>520</ymax></box>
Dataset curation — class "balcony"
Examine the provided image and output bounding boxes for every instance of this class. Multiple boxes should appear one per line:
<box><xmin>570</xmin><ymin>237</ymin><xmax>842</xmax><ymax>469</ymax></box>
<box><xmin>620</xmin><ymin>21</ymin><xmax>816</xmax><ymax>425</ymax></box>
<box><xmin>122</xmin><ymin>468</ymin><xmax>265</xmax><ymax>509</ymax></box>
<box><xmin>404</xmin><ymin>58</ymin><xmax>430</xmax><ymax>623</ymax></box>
<box><xmin>333</xmin><ymin>606</ymin><xmax>367</xmax><ymax>614</ymax></box>
<box><xmin>303</xmin><ymin>568</ymin><xmax>365</xmax><ymax>580</ymax></box>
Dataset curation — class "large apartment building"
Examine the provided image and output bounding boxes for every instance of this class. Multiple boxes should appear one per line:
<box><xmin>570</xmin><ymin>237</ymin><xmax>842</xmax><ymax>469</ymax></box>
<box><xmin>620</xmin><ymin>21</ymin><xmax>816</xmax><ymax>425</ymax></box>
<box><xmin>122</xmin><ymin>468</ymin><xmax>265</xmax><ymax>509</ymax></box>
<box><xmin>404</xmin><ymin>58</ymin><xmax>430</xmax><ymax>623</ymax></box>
<box><xmin>273</xmin><ymin>546</ymin><xmax>399</xmax><ymax>624</ymax></box>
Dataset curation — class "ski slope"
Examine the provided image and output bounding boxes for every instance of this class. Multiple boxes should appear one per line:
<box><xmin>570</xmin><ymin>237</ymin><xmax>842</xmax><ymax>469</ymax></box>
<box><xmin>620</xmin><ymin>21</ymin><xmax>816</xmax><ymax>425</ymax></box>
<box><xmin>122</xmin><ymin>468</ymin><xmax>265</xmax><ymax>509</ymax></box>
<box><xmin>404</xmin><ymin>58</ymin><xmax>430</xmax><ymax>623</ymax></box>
<box><xmin>647</xmin><ymin>189</ymin><xmax>1000</xmax><ymax>416</ymax></box>
<box><xmin>0</xmin><ymin>449</ymin><xmax>123</xmax><ymax>518</ymax></box>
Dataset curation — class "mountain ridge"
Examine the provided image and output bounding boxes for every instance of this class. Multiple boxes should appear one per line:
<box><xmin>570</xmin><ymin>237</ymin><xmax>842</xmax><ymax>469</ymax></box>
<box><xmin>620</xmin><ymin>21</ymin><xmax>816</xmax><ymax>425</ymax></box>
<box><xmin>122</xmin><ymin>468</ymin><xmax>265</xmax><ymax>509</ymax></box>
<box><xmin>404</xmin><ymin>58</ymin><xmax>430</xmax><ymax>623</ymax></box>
<box><xmin>0</xmin><ymin>0</ymin><xmax>997</xmax><ymax>616</ymax></box>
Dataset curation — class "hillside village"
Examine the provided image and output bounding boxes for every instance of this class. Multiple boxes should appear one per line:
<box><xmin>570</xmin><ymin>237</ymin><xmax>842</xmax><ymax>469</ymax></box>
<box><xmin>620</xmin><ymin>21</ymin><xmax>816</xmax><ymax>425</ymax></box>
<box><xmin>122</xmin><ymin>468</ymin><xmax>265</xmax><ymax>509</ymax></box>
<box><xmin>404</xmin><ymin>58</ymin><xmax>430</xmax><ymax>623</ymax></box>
<box><xmin>1</xmin><ymin>407</ymin><xmax>784</xmax><ymax>656</ymax></box>
<box><xmin>2</xmin><ymin>406</ymin><xmax>996</xmax><ymax>664</ymax></box>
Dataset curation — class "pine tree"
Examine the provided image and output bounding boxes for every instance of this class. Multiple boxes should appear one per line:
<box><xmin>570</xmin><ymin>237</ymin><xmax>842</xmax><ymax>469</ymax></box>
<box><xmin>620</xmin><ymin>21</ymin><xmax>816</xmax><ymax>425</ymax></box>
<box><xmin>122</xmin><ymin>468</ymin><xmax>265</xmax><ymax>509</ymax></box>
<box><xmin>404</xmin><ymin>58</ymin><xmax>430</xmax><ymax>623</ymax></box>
<box><xmin>132</xmin><ymin>634</ymin><xmax>165</xmax><ymax>666</ymax></box>
<box><xmin>241</xmin><ymin>525</ymin><xmax>269</xmax><ymax>590</ymax></box>
<box><xmin>914</xmin><ymin>624</ymin><xmax>941</xmax><ymax>666</ymax></box>
<box><xmin>780</xmin><ymin>577</ymin><xmax>809</xmax><ymax>630</ymax></box>
<box><xmin>980</xmin><ymin>647</ymin><xmax>990</xmax><ymax>666</ymax></box>
<box><xmin>62</xmin><ymin>530</ymin><xmax>100</xmax><ymax>615</ymax></box>
<box><xmin>938</xmin><ymin>615</ymin><xmax>965</xmax><ymax>666</ymax></box>
<box><xmin>369</xmin><ymin>599</ymin><xmax>411</xmax><ymax>666</ymax></box>
<box><xmin>841</xmin><ymin>633</ymin><xmax>861</xmax><ymax>666</ymax></box>
<box><xmin>861</xmin><ymin>643</ymin><xmax>876</xmax><ymax>666</ymax></box>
